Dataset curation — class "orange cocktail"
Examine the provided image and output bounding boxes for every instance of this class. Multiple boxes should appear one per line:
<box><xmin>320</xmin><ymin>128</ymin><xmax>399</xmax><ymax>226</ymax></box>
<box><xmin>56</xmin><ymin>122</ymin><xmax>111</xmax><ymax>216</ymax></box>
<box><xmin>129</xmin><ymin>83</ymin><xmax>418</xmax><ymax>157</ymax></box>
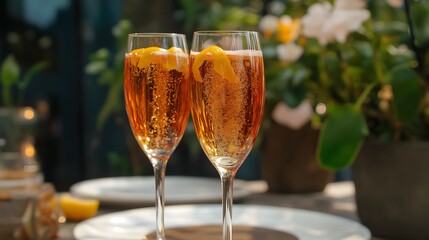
<box><xmin>190</xmin><ymin>46</ymin><xmax>264</xmax><ymax>171</ymax></box>
<box><xmin>190</xmin><ymin>31</ymin><xmax>265</xmax><ymax>240</ymax></box>
<box><xmin>124</xmin><ymin>47</ymin><xmax>189</xmax><ymax>160</ymax></box>
<box><xmin>123</xmin><ymin>33</ymin><xmax>189</xmax><ymax>240</ymax></box>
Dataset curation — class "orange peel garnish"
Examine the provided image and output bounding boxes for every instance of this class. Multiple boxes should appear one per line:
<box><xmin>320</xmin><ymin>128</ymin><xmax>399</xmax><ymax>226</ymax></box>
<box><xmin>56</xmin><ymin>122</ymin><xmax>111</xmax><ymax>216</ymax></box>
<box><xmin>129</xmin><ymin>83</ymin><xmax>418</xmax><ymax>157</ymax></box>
<box><xmin>192</xmin><ymin>46</ymin><xmax>239</xmax><ymax>83</ymax></box>
<box><xmin>167</xmin><ymin>47</ymin><xmax>184</xmax><ymax>53</ymax></box>
<box><xmin>165</xmin><ymin>47</ymin><xmax>186</xmax><ymax>71</ymax></box>
<box><xmin>130</xmin><ymin>47</ymin><xmax>186</xmax><ymax>71</ymax></box>
<box><xmin>130</xmin><ymin>47</ymin><xmax>164</xmax><ymax>69</ymax></box>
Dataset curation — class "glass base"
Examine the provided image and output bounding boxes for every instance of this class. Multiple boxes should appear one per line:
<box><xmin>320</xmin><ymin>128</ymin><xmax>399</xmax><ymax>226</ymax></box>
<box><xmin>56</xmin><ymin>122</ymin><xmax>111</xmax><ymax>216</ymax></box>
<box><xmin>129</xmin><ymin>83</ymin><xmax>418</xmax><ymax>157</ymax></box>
<box><xmin>146</xmin><ymin>225</ymin><xmax>299</xmax><ymax>240</ymax></box>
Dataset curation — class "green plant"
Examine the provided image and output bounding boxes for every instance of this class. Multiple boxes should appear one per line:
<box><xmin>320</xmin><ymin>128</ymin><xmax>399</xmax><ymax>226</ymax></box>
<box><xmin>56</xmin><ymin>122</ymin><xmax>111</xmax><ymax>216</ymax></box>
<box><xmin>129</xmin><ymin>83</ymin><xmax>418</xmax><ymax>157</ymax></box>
<box><xmin>260</xmin><ymin>0</ymin><xmax>429</xmax><ymax>170</ymax></box>
<box><xmin>176</xmin><ymin>0</ymin><xmax>260</xmax><ymax>35</ymax></box>
<box><xmin>0</xmin><ymin>55</ymin><xmax>48</xmax><ymax>107</ymax></box>
<box><xmin>84</xmin><ymin>19</ymin><xmax>145</xmax><ymax>176</ymax></box>
<box><xmin>85</xmin><ymin>19</ymin><xmax>132</xmax><ymax>131</ymax></box>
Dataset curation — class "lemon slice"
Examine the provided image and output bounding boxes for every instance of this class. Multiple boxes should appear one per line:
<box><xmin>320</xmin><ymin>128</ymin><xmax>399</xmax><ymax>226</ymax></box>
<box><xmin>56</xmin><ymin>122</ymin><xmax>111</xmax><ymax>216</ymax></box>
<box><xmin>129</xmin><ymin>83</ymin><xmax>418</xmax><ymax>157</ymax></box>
<box><xmin>60</xmin><ymin>194</ymin><xmax>99</xmax><ymax>221</ymax></box>
<box><xmin>192</xmin><ymin>46</ymin><xmax>239</xmax><ymax>83</ymax></box>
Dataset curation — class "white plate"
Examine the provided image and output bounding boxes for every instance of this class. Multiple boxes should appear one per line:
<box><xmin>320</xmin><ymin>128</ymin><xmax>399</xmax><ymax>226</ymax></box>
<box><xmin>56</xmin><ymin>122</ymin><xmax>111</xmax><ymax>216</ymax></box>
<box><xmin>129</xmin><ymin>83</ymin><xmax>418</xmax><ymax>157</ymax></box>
<box><xmin>74</xmin><ymin>204</ymin><xmax>371</xmax><ymax>240</ymax></box>
<box><xmin>70</xmin><ymin>176</ymin><xmax>264</xmax><ymax>206</ymax></box>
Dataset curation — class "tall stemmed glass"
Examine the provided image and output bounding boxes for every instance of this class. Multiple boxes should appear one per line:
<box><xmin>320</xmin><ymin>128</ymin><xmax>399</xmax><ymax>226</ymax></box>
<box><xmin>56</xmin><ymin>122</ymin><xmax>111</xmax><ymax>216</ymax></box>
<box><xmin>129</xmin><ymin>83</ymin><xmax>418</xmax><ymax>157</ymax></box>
<box><xmin>124</xmin><ymin>33</ymin><xmax>190</xmax><ymax>240</ymax></box>
<box><xmin>190</xmin><ymin>31</ymin><xmax>265</xmax><ymax>240</ymax></box>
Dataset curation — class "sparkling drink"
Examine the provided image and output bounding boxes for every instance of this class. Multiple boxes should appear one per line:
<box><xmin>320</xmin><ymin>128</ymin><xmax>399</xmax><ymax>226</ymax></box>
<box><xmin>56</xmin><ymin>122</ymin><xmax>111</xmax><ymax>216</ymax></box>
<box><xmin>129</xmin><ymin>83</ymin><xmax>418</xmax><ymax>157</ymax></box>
<box><xmin>124</xmin><ymin>49</ymin><xmax>189</xmax><ymax>161</ymax></box>
<box><xmin>123</xmin><ymin>33</ymin><xmax>189</xmax><ymax>240</ymax></box>
<box><xmin>190</xmin><ymin>31</ymin><xmax>265</xmax><ymax>240</ymax></box>
<box><xmin>190</xmin><ymin>50</ymin><xmax>265</xmax><ymax>171</ymax></box>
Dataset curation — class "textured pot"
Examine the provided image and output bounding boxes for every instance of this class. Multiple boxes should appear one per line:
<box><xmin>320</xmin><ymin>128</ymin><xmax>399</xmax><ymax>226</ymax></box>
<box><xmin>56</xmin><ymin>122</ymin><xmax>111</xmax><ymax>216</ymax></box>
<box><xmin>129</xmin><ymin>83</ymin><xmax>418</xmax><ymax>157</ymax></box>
<box><xmin>352</xmin><ymin>141</ymin><xmax>429</xmax><ymax>240</ymax></box>
<box><xmin>262</xmin><ymin>122</ymin><xmax>333</xmax><ymax>193</ymax></box>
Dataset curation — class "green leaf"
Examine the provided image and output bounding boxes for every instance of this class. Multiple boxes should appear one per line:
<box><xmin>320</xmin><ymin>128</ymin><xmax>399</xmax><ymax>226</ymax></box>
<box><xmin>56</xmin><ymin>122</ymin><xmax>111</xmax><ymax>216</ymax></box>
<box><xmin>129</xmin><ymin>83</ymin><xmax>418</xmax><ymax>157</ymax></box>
<box><xmin>19</xmin><ymin>61</ymin><xmax>48</xmax><ymax>90</ymax></box>
<box><xmin>390</xmin><ymin>66</ymin><xmax>424</xmax><ymax>124</ymax></box>
<box><xmin>112</xmin><ymin>19</ymin><xmax>132</xmax><ymax>39</ymax></box>
<box><xmin>265</xmin><ymin>68</ymin><xmax>289</xmax><ymax>101</ymax></box>
<box><xmin>98</xmin><ymin>70</ymin><xmax>114</xmax><ymax>85</ymax></box>
<box><xmin>291</xmin><ymin>67</ymin><xmax>308</xmax><ymax>86</ymax></box>
<box><xmin>114</xmin><ymin>20</ymin><xmax>133</xmax><ymax>49</ymax></box>
<box><xmin>1</xmin><ymin>55</ymin><xmax>20</xmax><ymax>86</ymax></box>
<box><xmin>281</xmin><ymin>87</ymin><xmax>307</xmax><ymax>108</ymax></box>
<box><xmin>1</xmin><ymin>55</ymin><xmax>20</xmax><ymax>106</ymax></box>
<box><xmin>373</xmin><ymin>21</ymin><xmax>408</xmax><ymax>36</ymax></box>
<box><xmin>318</xmin><ymin>105</ymin><xmax>368</xmax><ymax>170</ymax></box>
<box><xmin>89</xmin><ymin>48</ymin><xmax>110</xmax><ymax>62</ymax></box>
<box><xmin>96</xmin><ymin>80</ymin><xmax>123</xmax><ymax>131</ymax></box>
<box><xmin>277</xmin><ymin>68</ymin><xmax>293</xmax><ymax>85</ymax></box>
<box><xmin>85</xmin><ymin>61</ymin><xmax>107</xmax><ymax>75</ymax></box>
<box><xmin>114</xmin><ymin>50</ymin><xmax>125</xmax><ymax>70</ymax></box>
<box><xmin>17</xmin><ymin>61</ymin><xmax>48</xmax><ymax>106</ymax></box>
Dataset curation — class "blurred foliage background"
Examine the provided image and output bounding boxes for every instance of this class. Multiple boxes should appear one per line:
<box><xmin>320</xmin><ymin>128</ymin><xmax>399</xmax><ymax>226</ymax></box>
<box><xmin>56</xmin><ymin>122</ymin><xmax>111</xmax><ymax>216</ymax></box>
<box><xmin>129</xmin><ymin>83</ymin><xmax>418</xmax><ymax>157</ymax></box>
<box><xmin>1</xmin><ymin>0</ymin><xmax>428</xmax><ymax>190</ymax></box>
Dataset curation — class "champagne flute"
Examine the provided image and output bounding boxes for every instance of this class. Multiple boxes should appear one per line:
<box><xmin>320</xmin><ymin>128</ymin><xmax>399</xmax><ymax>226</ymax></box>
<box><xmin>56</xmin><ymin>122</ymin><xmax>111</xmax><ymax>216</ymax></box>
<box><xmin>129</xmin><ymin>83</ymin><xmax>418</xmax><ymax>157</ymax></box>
<box><xmin>190</xmin><ymin>31</ymin><xmax>265</xmax><ymax>240</ymax></box>
<box><xmin>124</xmin><ymin>33</ymin><xmax>189</xmax><ymax>240</ymax></box>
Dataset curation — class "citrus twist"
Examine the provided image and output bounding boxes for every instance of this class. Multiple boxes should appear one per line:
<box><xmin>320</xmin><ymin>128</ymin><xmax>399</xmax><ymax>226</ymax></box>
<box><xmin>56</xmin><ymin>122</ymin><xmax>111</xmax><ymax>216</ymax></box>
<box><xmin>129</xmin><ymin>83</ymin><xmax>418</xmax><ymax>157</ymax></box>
<box><xmin>130</xmin><ymin>47</ymin><xmax>186</xmax><ymax>71</ymax></box>
<box><xmin>192</xmin><ymin>46</ymin><xmax>239</xmax><ymax>83</ymax></box>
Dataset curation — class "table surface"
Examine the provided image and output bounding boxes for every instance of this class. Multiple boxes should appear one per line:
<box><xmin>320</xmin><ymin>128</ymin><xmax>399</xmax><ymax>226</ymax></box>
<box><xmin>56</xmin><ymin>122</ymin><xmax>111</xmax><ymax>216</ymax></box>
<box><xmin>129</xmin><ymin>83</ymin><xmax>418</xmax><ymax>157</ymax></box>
<box><xmin>58</xmin><ymin>180</ymin><xmax>384</xmax><ymax>240</ymax></box>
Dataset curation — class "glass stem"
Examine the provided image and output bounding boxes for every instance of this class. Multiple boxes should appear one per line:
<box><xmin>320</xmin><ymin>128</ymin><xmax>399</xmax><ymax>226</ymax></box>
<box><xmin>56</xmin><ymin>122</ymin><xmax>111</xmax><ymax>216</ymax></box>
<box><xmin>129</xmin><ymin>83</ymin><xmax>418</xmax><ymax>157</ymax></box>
<box><xmin>221</xmin><ymin>171</ymin><xmax>235</xmax><ymax>240</ymax></box>
<box><xmin>153</xmin><ymin>159</ymin><xmax>167</xmax><ymax>240</ymax></box>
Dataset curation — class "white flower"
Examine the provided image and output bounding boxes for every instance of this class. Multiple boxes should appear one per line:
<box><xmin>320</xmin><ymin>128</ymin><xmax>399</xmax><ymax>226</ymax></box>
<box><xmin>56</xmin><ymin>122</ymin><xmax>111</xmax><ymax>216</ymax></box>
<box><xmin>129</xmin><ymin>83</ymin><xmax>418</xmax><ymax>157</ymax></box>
<box><xmin>276</xmin><ymin>42</ymin><xmax>303</xmax><ymax>63</ymax></box>
<box><xmin>386</xmin><ymin>0</ymin><xmax>403</xmax><ymax>8</ymax></box>
<box><xmin>301</xmin><ymin>0</ymin><xmax>370</xmax><ymax>45</ymax></box>
<box><xmin>279</xmin><ymin>15</ymin><xmax>293</xmax><ymax>26</ymax></box>
<box><xmin>272</xmin><ymin>101</ymin><xmax>313</xmax><ymax>130</ymax></box>
<box><xmin>302</xmin><ymin>2</ymin><xmax>332</xmax><ymax>45</ymax></box>
<box><xmin>324</xmin><ymin>8</ymin><xmax>370</xmax><ymax>44</ymax></box>
<box><xmin>259</xmin><ymin>15</ymin><xmax>279</xmax><ymax>34</ymax></box>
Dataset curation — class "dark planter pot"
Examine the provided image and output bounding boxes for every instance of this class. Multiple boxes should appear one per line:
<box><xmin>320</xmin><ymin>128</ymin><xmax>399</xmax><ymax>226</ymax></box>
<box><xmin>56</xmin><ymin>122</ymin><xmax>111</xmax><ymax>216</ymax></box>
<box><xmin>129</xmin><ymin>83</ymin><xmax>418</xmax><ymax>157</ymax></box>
<box><xmin>262</xmin><ymin>122</ymin><xmax>333</xmax><ymax>193</ymax></box>
<box><xmin>352</xmin><ymin>141</ymin><xmax>429</xmax><ymax>240</ymax></box>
